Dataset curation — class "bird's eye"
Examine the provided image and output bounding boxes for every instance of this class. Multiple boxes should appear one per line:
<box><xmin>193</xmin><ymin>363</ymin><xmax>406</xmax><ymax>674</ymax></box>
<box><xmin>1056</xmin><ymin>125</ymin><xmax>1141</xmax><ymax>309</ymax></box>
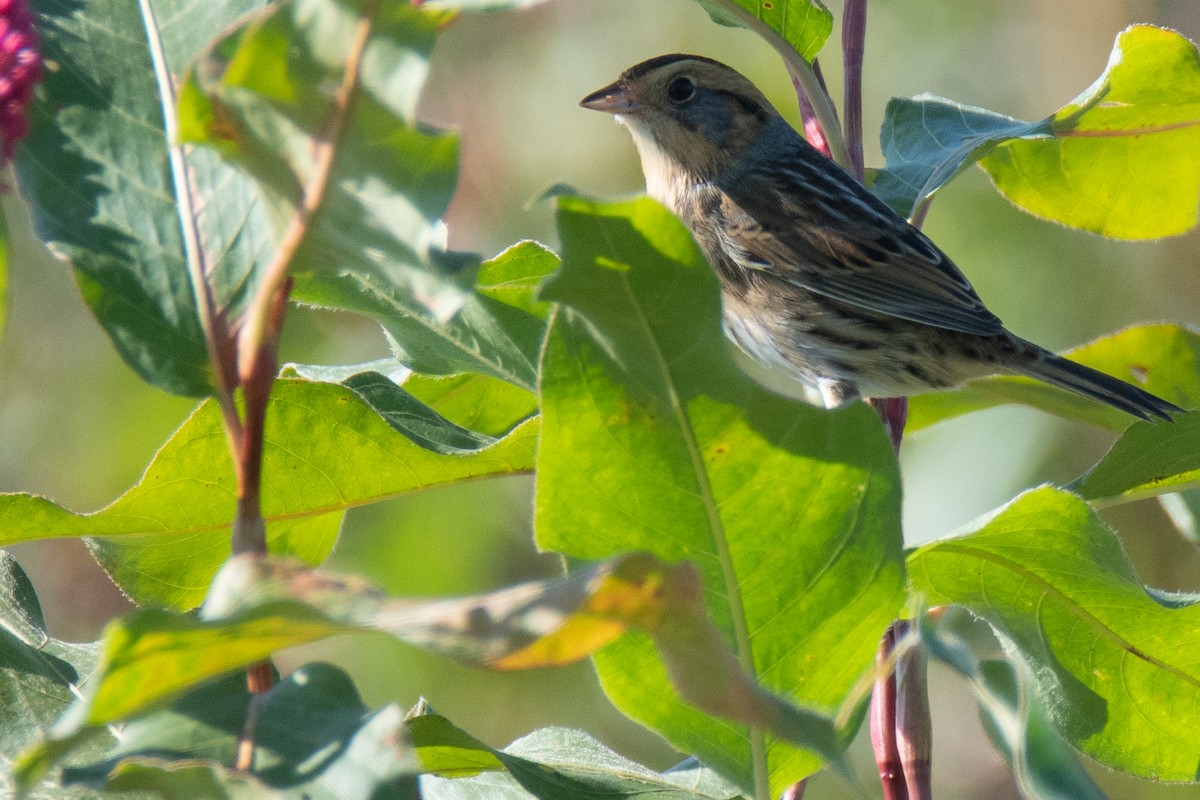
<box><xmin>667</xmin><ymin>76</ymin><xmax>695</xmax><ymax>103</ymax></box>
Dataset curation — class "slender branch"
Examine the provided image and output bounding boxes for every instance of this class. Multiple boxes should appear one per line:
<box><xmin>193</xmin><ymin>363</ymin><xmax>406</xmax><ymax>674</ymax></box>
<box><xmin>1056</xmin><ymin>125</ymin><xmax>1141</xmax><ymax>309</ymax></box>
<box><xmin>704</xmin><ymin>0</ymin><xmax>851</xmax><ymax>169</ymax></box>
<box><xmin>841</xmin><ymin>0</ymin><xmax>867</xmax><ymax>180</ymax></box>
<box><xmin>896</xmin><ymin>630</ymin><xmax>932</xmax><ymax>800</ymax></box>
<box><xmin>236</xmin><ymin>6</ymin><xmax>375</xmax><ymax>383</ymax></box>
<box><xmin>138</xmin><ymin>0</ymin><xmax>242</xmax><ymax>444</ymax></box>
<box><xmin>870</xmin><ymin>623</ymin><xmax>908</xmax><ymax>800</ymax></box>
<box><xmin>232</xmin><ymin>278</ymin><xmax>292</xmax><ymax>555</ymax></box>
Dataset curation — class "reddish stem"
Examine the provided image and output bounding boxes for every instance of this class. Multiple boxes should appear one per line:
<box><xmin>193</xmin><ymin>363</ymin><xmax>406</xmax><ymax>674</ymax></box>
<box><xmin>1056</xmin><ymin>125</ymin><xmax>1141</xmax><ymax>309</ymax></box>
<box><xmin>842</xmin><ymin>0</ymin><xmax>867</xmax><ymax>181</ymax></box>
<box><xmin>870</xmin><ymin>623</ymin><xmax>908</xmax><ymax>800</ymax></box>
<box><xmin>896</xmin><ymin>632</ymin><xmax>933</xmax><ymax>800</ymax></box>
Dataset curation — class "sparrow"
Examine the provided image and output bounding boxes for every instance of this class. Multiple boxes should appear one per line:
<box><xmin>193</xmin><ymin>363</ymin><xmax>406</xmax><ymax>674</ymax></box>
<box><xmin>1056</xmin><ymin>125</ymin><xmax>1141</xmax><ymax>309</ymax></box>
<box><xmin>581</xmin><ymin>54</ymin><xmax>1180</xmax><ymax>421</ymax></box>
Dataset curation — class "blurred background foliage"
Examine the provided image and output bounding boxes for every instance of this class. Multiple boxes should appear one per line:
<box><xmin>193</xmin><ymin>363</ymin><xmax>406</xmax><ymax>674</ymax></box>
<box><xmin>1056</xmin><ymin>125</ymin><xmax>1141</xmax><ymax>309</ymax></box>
<box><xmin>2</xmin><ymin>0</ymin><xmax>1199</xmax><ymax>797</ymax></box>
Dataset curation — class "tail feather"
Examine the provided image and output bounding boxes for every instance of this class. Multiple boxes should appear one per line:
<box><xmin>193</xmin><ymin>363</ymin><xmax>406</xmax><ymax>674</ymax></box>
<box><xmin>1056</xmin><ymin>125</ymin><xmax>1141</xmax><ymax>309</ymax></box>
<box><xmin>1021</xmin><ymin>349</ymin><xmax>1182</xmax><ymax>422</ymax></box>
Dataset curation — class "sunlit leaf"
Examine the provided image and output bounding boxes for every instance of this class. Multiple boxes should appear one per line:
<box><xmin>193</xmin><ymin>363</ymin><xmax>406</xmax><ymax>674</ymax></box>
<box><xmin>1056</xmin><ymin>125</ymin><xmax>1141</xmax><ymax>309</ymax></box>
<box><xmin>0</xmin><ymin>379</ymin><xmax>536</xmax><ymax>610</ymax></box>
<box><xmin>181</xmin><ymin>0</ymin><xmax>479</xmax><ymax>347</ymax></box>
<box><xmin>906</xmin><ymin>324</ymin><xmax>1200</xmax><ymax>432</ymax></box>
<box><xmin>539</xmin><ymin>195</ymin><xmax>903</xmax><ymax>794</ymax></box>
<box><xmin>876</xmin><ymin>26</ymin><xmax>1200</xmax><ymax>238</ymax></box>
<box><xmin>693</xmin><ymin>0</ymin><xmax>832</xmax><ymax>62</ymax></box>
<box><xmin>909</xmin><ymin>487</ymin><xmax>1200</xmax><ymax>780</ymax></box>
<box><xmin>983</xmin><ymin>25</ymin><xmax>1200</xmax><ymax>239</ymax></box>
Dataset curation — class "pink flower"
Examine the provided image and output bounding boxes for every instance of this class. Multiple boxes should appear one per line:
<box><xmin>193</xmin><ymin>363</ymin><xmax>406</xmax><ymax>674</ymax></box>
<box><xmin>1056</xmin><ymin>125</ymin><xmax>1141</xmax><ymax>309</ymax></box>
<box><xmin>0</xmin><ymin>0</ymin><xmax>39</xmax><ymax>160</ymax></box>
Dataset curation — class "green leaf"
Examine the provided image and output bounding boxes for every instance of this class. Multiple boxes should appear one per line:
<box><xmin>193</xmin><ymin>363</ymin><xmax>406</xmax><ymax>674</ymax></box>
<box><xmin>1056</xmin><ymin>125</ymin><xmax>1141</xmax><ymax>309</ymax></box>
<box><xmin>875</xmin><ymin>26</ymin><xmax>1200</xmax><ymax>238</ymax></box>
<box><xmin>871</xmin><ymin>96</ymin><xmax>1046</xmax><ymax>218</ymax></box>
<box><xmin>290</xmin><ymin>241</ymin><xmax>553</xmax><ymax>393</ymax></box>
<box><xmin>1072</xmin><ymin>410</ymin><xmax>1200</xmax><ymax>505</ymax></box>
<box><xmin>16</xmin><ymin>0</ymin><xmax>270</xmax><ymax>395</ymax></box>
<box><xmin>920</xmin><ymin>617</ymin><xmax>1106</xmax><ymax>800</ymax></box>
<box><xmin>475</xmin><ymin>240</ymin><xmax>558</xmax><ymax>321</ymax></box>
<box><xmin>416</xmin><ymin>716</ymin><xmax>744</xmax><ymax>799</ymax></box>
<box><xmin>60</xmin><ymin>665</ymin><xmax>421</xmax><ymax>799</ymax></box>
<box><xmin>374</xmin><ymin>242</ymin><xmax>553</xmax><ymax>391</ymax></box>
<box><xmin>693</xmin><ymin>0</ymin><xmax>832</xmax><ymax>62</ymax></box>
<box><xmin>539</xmin><ymin>195</ymin><xmax>904</xmax><ymax>794</ymax></box>
<box><xmin>0</xmin><ymin>552</ymin><xmax>108</xmax><ymax>795</ymax></box>
<box><xmin>0</xmin><ymin>379</ymin><xmax>537</xmax><ymax>610</ymax></box>
<box><xmin>906</xmin><ymin>324</ymin><xmax>1200</xmax><ymax>433</ymax></box>
<box><xmin>982</xmin><ymin>25</ymin><xmax>1200</xmax><ymax>239</ymax></box>
<box><xmin>909</xmin><ymin>487</ymin><xmax>1200</xmax><ymax>781</ymax></box>
<box><xmin>182</xmin><ymin>0</ymin><xmax>479</xmax><ymax>337</ymax></box>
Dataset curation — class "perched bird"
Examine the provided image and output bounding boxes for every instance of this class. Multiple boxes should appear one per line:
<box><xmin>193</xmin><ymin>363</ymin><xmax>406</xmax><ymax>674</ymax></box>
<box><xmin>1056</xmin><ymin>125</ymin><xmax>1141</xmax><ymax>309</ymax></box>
<box><xmin>581</xmin><ymin>54</ymin><xmax>1181</xmax><ymax>421</ymax></box>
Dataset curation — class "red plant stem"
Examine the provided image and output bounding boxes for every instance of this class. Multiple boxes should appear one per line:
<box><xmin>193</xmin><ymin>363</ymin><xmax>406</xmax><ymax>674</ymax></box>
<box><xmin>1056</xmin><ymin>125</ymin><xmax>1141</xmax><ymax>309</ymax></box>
<box><xmin>235</xmin><ymin>662</ymin><xmax>275</xmax><ymax>771</ymax></box>
<box><xmin>868</xmin><ymin>397</ymin><xmax>908</xmax><ymax>455</ymax></box>
<box><xmin>896</xmin><ymin>630</ymin><xmax>933</xmax><ymax>800</ymax></box>
<box><xmin>842</xmin><ymin>0</ymin><xmax>867</xmax><ymax>181</ymax></box>
<box><xmin>871</xmin><ymin>622</ymin><xmax>908</xmax><ymax>800</ymax></box>
<box><xmin>232</xmin><ymin>278</ymin><xmax>292</xmax><ymax>556</ymax></box>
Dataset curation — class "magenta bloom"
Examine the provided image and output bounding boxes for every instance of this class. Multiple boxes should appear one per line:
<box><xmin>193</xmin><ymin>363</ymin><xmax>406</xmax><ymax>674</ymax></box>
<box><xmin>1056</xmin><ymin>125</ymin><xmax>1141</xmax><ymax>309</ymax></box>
<box><xmin>0</xmin><ymin>0</ymin><xmax>39</xmax><ymax>160</ymax></box>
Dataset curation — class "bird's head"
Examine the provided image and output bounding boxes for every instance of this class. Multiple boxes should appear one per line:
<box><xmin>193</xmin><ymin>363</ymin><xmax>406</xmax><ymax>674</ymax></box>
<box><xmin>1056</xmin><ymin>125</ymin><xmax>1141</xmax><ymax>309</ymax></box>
<box><xmin>581</xmin><ymin>54</ymin><xmax>778</xmax><ymax>196</ymax></box>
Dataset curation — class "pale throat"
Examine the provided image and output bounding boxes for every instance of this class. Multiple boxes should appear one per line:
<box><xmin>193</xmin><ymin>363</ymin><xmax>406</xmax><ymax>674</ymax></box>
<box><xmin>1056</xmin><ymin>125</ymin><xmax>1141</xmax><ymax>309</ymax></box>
<box><xmin>618</xmin><ymin>115</ymin><xmax>687</xmax><ymax>210</ymax></box>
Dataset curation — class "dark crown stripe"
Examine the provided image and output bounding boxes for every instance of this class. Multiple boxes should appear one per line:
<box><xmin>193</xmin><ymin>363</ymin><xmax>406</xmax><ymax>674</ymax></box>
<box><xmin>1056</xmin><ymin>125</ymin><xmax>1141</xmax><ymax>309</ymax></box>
<box><xmin>620</xmin><ymin>53</ymin><xmax>728</xmax><ymax>82</ymax></box>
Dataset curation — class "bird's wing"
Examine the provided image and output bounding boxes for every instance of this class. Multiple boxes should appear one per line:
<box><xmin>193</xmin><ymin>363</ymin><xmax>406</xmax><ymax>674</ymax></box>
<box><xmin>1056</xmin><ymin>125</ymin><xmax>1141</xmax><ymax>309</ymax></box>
<box><xmin>715</xmin><ymin>153</ymin><xmax>1005</xmax><ymax>336</ymax></box>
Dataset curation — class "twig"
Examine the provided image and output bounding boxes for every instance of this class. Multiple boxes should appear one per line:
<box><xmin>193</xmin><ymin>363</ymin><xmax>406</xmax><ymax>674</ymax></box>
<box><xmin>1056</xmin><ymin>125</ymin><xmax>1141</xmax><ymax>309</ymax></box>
<box><xmin>236</xmin><ymin>6</ymin><xmax>375</xmax><ymax>385</ymax></box>
<box><xmin>896</xmin><ymin>631</ymin><xmax>932</xmax><ymax>800</ymax></box>
<box><xmin>871</xmin><ymin>623</ymin><xmax>908</xmax><ymax>800</ymax></box>
<box><xmin>842</xmin><ymin>0</ymin><xmax>867</xmax><ymax>181</ymax></box>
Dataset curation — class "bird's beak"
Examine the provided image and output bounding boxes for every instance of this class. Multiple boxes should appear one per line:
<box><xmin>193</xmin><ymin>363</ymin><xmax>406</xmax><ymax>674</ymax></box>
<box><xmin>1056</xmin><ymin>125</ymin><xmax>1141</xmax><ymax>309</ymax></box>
<box><xmin>580</xmin><ymin>81</ymin><xmax>638</xmax><ymax>115</ymax></box>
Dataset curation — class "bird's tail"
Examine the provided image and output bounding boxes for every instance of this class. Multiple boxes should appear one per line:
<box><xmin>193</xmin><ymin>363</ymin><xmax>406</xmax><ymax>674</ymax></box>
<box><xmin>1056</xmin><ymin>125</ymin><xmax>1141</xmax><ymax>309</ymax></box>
<box><xmin>1018</xmin><ymin>344</ymin><xmax>1182</xmax><ymax>422</ymax></box>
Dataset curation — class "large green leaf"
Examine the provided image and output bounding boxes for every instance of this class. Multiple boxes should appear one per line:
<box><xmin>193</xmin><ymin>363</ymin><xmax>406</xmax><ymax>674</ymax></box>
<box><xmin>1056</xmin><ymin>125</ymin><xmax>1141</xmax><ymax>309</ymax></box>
<box><xmin>538</xmin><ymin>196</ymin><xmax>904</xmax><ymax>795</ymax></box>
<box><xmin>875</xmin><ymin>26</ymin><xmax>1200</xmax><ymax>238</ymax></box>
<box><xmin>693</xmin><ymin>0</ymin><xmax>832</xmax><ymax>62</ymax></box>
<box><xmin>0</xmin><ymin>379</ymin><xmax>537</xmax><ymax>610</ymax></box>
<box><xmin>906</xmin><ymin>324</ymin><xmax>1200</xmax><ymax>433</ymax></box>
<box><xmin>982</xmin><ymin>25</ymin><xmax>1200</xmax><ymax>239</ymax></box>
<box><xmin>17</xmin><ymin>0</ymin><xmax>269</xmax><ymax>395</ymax></box>
<box><xmin>180</xmin><ymin>0</ymin><xmax>490</xmax><ymax>358</ymax></box>
<box><xmin>909</xmin><ymin>487</ymin><xmax>1200</xmax><ymax>780</ymax></box>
